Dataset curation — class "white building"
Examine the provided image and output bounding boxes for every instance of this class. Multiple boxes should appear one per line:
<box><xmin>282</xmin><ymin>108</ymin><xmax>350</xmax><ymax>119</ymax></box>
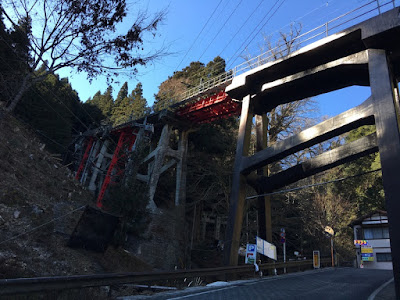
<box><xmin>350</xmin><ymin>210</ymin><xmax>392</xmax><ymax>270</ymax></box>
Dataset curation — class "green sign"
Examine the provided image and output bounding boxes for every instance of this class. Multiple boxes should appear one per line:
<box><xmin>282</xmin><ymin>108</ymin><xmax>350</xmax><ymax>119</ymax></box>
<box><xmin>362</xmin><ymin>256</ymin><xmax>374</xmax><ymax>261</ymax></box>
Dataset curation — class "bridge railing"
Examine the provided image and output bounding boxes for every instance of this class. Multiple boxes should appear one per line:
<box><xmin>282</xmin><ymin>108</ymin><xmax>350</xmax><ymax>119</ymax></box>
<box><xmin>178</xmin><ymin>71</ymin><xmax>234</xmax><ymax>101</ymax></box>
<box><xmin>177</xmin><ymin>0</ymin><xmax>397</xmax><ymax>103</ymax></box>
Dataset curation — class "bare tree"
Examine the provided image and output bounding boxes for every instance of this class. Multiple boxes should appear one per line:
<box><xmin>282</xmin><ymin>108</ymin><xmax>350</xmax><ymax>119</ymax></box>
<box><xmin>1</xmin><ymin>0</ymin><xmax>166</xmax><ymax>112</ymax></box>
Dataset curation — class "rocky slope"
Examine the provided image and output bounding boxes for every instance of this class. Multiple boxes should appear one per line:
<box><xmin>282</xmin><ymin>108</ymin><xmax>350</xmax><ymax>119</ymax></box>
<box><xmin>0</xmin><ymin>113</ymin><xmax>151</xmax><ymax>279</ymax></box>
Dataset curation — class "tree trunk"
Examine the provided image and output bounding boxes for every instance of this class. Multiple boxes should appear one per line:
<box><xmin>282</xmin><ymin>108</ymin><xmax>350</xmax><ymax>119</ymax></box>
<box><xmin>5</xmin><ymin>73</ymin><xmax>31</xmax><ymax>113</ymax></box>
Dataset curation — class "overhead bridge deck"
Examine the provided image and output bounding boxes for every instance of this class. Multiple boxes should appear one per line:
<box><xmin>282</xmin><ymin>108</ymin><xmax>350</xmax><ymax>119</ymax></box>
<box><xmin>226</xmin><ymin>7</ymin><xmax>400</xmax><ymax>113</ymax></box>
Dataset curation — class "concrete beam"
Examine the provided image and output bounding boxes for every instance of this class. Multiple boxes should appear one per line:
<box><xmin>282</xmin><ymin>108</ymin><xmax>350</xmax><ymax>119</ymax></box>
<box><xmin>253</xmin><ymin>51</ymin><xmax>369</xmax><ymax>113</ymax></box>
<box><xmin>241</xmin><ymin>98</ymin><xmax>374</xmax><ymax>175</ymax></box>
<box><xmin>226</xmin><ymin>7</ymin><xmax>400</xmax><ymax>103</ymax></box>
<box><xmin>256</xmin><ymin>132</ymin><xmax>378</xmax><ymax>192</ymax></box>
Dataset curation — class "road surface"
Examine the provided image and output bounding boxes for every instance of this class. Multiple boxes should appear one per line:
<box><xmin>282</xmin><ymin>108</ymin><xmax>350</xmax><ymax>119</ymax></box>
<box><xmin>120</xmin><ymin>268</ymin><xmax>394</xmax><ymax>300</ymax></box>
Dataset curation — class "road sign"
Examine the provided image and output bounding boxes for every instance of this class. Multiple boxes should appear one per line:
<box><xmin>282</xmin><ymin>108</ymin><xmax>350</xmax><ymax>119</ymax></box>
<box><xmin>280</xmin><ymin>232</ymin><xmax>286</xmax><ymax>238</ymax></box>
<box><xmin>256</xmin><ymin>236</ymin><xmax>277</xmax><ymax>260</ymax></box>
<box><xmin>362</xmin><ymin>256</ymin><xmax>374</xmax><ymax>261</ymax></box>
<box><xmin>361</xmin><ymin>245</ymin><xmax>373</xmax><ymax>253</ymax></box>
<box><xmin>245</xmin><ymin>244</ymin><xmax>257</xmax><ymax>264</ymax></box>
<box><xmin>313</xmin><ymin>250</ymin><xmax>320</xmax><ymax>268</ymax></box>
<box><xmin>354</xmin><ymin>240</ymin><xmax>368</xmax><ymax>246</ymax></box>
<box><xmin>280</xmin><ymin>238</ymin><xmax>286</xmax><ymax>244</ymax></box>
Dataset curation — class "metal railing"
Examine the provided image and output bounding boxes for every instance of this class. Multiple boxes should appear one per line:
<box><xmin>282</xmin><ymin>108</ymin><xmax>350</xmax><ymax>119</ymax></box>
<box><xmin>177</xmin><ymin>0</ymin><xmax>397</xmax><ymax>103</ymax></box>
<box><xmin>0</xmin><ymin>259</ymin><xmax>331</xmax><ymax>295</ymax></box>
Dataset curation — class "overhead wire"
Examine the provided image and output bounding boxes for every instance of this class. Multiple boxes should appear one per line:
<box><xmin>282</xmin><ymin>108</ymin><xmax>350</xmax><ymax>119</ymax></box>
<box><xmin>217</xmin><ymin>0</ymin><xmax>265</xmax><ymax>58</ymax></box>
<box><xmin>198</xmin><ymin>0</ymin><xmax>244</xmax><ymax>61</ymax></box>
<box><xmin>173</xmin><ymin>0</ymin><xmax>224</xmax><ymax>72</ymax></box>
<box><xmin>245</xmin><ymin>168</ymin><xmax>382</xmax><ymax>200</ymax></box>
<box><xmin>0</xmin><ymin>206</ymin><xmax>86</xmax><ymax>246</ymax></box>
<box><xmin>227</xmin><ymin>0</ymin><xmax>287</xmax><ymax>69</ymax></box>
<box><xmin>168</xmin><ymin>0</ymin><xmax>285</xmax><ymax>85</ymax></box>
<box><xmin>176</xmin><ymin>0</ymin><xmax>342</xmax><ymax>90</ymax></box>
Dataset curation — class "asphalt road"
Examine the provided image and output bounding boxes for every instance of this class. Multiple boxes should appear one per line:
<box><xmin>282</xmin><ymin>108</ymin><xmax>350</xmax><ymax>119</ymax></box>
<box><xmin>121</xmin><ymin>268</ymin><xmax>394</xmax><ymax>300</ymax></box>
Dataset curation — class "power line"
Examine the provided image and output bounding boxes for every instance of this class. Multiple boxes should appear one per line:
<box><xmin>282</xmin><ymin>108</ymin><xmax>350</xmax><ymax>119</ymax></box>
<box><xmin>174</xmin><ymin>0</ymin><xmax>224</xmax><ymax>72</ymax></box>
<box><xmin>174</xmin><ymin>0</ymin><xmax>339</xmax><ymax>92</ymax></box>
<box><xmin>198</xmin><ymin>0</ymin><xmax>244</xmax><ymax>61</ymax></box>
<box><xmin>0</xmin><ymin>206</ymin><xmax>86</xmax><ymax>246</ymax></box>
<box><xmin>227</xmin><ymin>0</ymin><xmax>286</xmax><ymax>69</ymax></box>
<box><xmin>218</xmin><ymin>0</ymin><xmax>266</xmax><ymax>58</ymax></box>
<box><xmin>246</xmin><ymin>168</ymin><xmax>382</xmax><ymax>200</ymax></box>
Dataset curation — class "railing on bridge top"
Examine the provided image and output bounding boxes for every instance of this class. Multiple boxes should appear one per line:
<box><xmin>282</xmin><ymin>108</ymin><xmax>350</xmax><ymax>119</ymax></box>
<box><xmin>177</xmin><ymin>0</ymin><xmax>397</xmax><ymax>104</ymax></box>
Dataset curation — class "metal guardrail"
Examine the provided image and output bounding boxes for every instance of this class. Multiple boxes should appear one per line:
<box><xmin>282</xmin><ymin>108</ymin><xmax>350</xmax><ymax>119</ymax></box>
<box><xmin>177</xmin><ymin>0</ymin><xmax>397</xmax><ymax>103</ymax></box>
<box><xmin>0</xmin><ymin>259</ymin><xmax>331</xmax><ymax>295</ymax></box>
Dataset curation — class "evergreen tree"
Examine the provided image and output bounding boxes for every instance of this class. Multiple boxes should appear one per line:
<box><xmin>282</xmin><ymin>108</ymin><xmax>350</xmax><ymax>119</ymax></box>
<box><xmin>130</xmin><ymin>83</ymin><xmax>150</xmax><ymax>120</ymax></box>
<box><xmin>115</xmin><ymin>82</ymin><xmax>129</xmax><ymax>107</ymax></box>
<box><xmin>2</xmin><ymin>1</ymin><xmax>165</xmax><ymax>113</ymax></box>
<box><xmin>101</xmin><ymin>86</ymin><xmax>114</xmax><ymax>118</ymax></box>
<box><xmin>0</xmin><ymin>9</ymin><xmax>31</xmax><ymax>107</ymax></box>
<box><xmin>111</xmin><ymin>82</ymin><xmax>129</xmax><ymax>125</ymax></box>
<box><xmin>111</xmin><ymin>82</ymin><xmax>150</xmax><ymax>125</ymax></box>
<box><xmin>153</xmin><ymin>56</ymin><xmax>227</xmax><ymax>112</ymax></box>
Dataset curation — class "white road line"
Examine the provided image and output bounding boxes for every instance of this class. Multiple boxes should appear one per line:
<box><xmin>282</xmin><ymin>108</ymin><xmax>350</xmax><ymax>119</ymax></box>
<box><xmin>367</xmin><ymin>277</ymin><xmax>394</xmax><ymax>300</ymax></box>
<box><xmin>167</xmin><ymin>286</ymin><xmax>235</xmax><ymax>300</ymax></box>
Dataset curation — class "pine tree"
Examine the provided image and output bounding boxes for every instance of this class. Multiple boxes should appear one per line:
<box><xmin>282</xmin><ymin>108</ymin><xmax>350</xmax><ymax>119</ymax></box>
<box><xmin>130</xmin><ymin>83</ymin><xmax>150</xmax><ymax>120</ymax></box>
<box><xmin>111</xmin><ymin>82</ymin><xmax>129</xmax><ymax>125</ymax></box>
<box><xmin>115</xmin><ymin>82</ymin><xmax>128</xmax><ymax>107</ymax></box>
<box><xmin>101</xmin><ymin>86</ymin><xmax>114</xmax><ymax>118</ymax></box>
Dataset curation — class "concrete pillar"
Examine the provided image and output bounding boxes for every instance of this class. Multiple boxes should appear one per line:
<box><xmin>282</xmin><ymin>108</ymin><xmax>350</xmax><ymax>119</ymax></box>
<box><xmin>148</xmin><ymin>124</ymin><xmax>171</xmax><ymax>211</ymax></box>
<box><xmin>224</xmin><ymin>94</ymin><xmax>253</xmax><ymax>266</ymax></box>
<box><xmin>88</xmin><ymin>140</ymin><xmax>110</xmax><ymax>191</ymax></box>
<box><xmin>175</xmin><ymin>131</ymin><xmax>189</xmax><ymax>206</ymax></box>
<box><xmin>255</xmin><ymin>114</ymin><xmax>273</xmax><ymax>245</ymax></box>
<box><xmin>81</xmin><ymin>140</ymin><xmax>100</xmax><ymax>185</ymax></box>
<box><xmin>368</xmin><ymin>49</ymin><xmax>400</xmax><ymax>298</ymax></box>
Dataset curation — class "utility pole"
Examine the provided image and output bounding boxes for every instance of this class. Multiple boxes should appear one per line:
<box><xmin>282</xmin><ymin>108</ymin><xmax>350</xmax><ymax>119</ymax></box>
<box><xmin>325</xmin><ymin>226</ymin><xmax>335</xmax><ymax>267</ymax></box>
<box><xmin>280</xmin><ymin>228</ymin><xmax>286</xmax><ymax>273</ymax></box>
<box><xmin>331</xmin><ymin>236</ymin><xmax>334</xmax><ymax>267</ymax></box>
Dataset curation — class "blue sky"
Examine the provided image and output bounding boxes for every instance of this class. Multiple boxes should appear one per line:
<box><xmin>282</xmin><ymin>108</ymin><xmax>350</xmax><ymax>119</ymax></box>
<box><xmin>57</xmin><ymin>0</ymin><xmax>396</xmax><ymax>118</ymax></box>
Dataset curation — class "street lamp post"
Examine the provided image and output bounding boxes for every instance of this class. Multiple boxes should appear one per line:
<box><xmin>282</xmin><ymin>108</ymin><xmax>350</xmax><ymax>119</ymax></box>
<box><xmin>325</xmin><ymin>226</ymin><xmax>335</xmax><ymax>267</ymax></box>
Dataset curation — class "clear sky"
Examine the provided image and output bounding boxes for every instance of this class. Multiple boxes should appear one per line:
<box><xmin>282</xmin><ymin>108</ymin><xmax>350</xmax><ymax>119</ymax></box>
<box><xmin>57</xmin><ymin>0</ymin><xmax>397</xmax><ymax>118</ymax></box>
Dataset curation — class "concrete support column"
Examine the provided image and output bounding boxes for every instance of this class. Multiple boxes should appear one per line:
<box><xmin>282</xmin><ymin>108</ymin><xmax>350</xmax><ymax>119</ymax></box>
<box><xmin>175</xmin><ymin>131</ymin><xmax>189</xmax><ymax>206</ymax></box>
<box><xmin>224</xmin><ymin>94</ymin><xmax>253</xmax><ymax>266</ymax></box>
<box><xmin>255</xmin><ymin>114</ymin><xmax>273</xmax><ymax>245</ymax></box>
<box><xmin>81</xmin><ymin>140</ymin><xmax>100</xmax><ymax>185</ymax></box>
<box><xmin>148</xmin><ymin>124</ymin><xmax>171</xmax><ymax>211</ymax></box>
<box><xmin>88</xmin><ymin>140</ymin><xmax>110</xmax><ymax>191</ymax></box>
<box><xmin>368</xmin><ymin>49</ymin><xmax>400</xmax><ymax>298</ymax></box>
<box><xmin>215</xmin><ymin>216</ymin><xmax>221</xmax><ymax>240</ymax></box>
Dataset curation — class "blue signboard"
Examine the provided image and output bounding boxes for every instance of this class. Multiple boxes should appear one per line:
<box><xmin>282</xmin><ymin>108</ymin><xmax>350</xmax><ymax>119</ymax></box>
<box><xmin>361</xmin><ymin>253</ymin><xmax>374</xmax><ymax>257</ymax></box>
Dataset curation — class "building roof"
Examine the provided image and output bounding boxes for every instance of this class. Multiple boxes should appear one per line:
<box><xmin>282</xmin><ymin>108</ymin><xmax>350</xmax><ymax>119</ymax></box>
<box><xmin>349</xmin><ymin>210</ymin><xmax>387</xmax><ymax>227</ymax></box>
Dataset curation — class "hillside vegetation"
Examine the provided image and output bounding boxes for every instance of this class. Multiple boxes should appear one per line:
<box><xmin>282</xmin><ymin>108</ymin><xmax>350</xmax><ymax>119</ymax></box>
<box><xmin>0</xmin><ymin>113</ymin><xmax>151</xmax><ymax>278</ymax></box>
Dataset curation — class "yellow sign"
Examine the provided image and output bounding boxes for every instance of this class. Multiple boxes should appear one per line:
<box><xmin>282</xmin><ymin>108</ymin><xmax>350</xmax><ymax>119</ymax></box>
<box><xmin>313</xmin><ymin>250</ymin><xmax>320</xmax><ymax>268</ymax></box>
<box><xmin>361</xmin><ymin>247</ymin><xmax>373</xmax><ymax>254</ymax></box>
